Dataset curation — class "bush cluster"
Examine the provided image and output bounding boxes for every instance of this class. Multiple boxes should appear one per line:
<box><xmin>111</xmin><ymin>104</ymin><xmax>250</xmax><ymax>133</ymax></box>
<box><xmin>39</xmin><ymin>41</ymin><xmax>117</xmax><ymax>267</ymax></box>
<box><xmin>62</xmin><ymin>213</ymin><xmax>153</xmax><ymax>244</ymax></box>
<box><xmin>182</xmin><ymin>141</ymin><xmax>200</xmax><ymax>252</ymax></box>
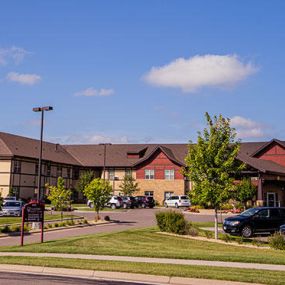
<box><xmin>156</xmin><ymin>211</ymin><xmax>190</xmax><ymax>235</ymax></box>
<box><xmin>268</xmin><ymin>233</ymin><xmax>285</xmax><ymax>250</ymax></box>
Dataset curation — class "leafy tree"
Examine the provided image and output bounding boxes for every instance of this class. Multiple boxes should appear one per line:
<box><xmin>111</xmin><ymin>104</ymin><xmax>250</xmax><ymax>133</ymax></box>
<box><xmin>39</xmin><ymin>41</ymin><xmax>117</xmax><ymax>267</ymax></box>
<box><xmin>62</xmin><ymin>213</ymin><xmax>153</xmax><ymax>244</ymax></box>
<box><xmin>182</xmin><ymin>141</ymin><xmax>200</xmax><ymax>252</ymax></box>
<box><xmin>235</xmin><ymin>178</ymin><xmax>257</xmax><ymax>210</ymax></box>
<box><xmin>76</xmin><ymin>170</ymin><xmax>95</xmax><ymax>193</ymax></box>
<box><xmin>83</xmin><ymin>178</ymin><xmax>112</xmax><ymax>221</ymax></box>
<box><xmin>184</xmin><ymin>113</ymin><xmax>244</xmax><ymax>239</ymax></box>
<box><xmin>46</xmin><ymin>177</ymin><xmax>72</xmax><ymax>221</ymax></box>
<box><xmin>119</xmin><ymin>175</ymin><xmax>139</xmax><ymax>196</ymax></box>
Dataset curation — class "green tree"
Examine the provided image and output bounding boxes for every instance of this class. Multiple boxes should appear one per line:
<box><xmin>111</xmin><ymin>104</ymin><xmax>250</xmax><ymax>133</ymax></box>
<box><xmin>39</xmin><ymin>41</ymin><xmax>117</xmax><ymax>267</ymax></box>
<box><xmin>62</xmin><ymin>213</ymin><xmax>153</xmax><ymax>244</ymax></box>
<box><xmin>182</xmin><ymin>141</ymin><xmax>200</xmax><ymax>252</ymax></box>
<box><xmin>119</xmin><ymin>175</ymin><xmax>139</xmax><ymax>196</ymax></box>
<box><xmin>235</xmin><ymin>178</ymin><xmax>257</xmax><ymax>210</ymax></box>
<box><xmin>83</xmin><ymin>178</ymin><xmax>112</xmax><ymax>221</ymax></box>
<box><xmin>46</xmin><ymin>177</ymin><xmax>72</xmax><ymax>221</ymax></box>
<box><xmin>76</xmin><ymin>170</ymin><xmax>95</xmax><ymax>193</ymax></box>
<box><xmin>184</xmin><ymin>113</ymin><xmax>243</xmax><ymax>239</ymax></box>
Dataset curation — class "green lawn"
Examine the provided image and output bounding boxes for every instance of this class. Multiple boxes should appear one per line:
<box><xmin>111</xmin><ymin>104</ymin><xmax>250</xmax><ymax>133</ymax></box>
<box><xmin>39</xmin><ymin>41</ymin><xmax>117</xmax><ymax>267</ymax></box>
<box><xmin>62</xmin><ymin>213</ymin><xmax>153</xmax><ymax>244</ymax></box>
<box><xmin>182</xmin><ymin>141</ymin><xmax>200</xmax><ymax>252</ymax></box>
<box><xmin>0</xmin><ymin>256</ymin><xmax>285</xmax><ymax>285</ymax></box>
<box><xmin>0</xmin><ymin>213</ymin><xmax>79</xmax><ymax>225</ymax></box>
<box><xmin>1</xmin><ymin>227</ymin><xmax>285</xmax><ymax>265</ymax></box>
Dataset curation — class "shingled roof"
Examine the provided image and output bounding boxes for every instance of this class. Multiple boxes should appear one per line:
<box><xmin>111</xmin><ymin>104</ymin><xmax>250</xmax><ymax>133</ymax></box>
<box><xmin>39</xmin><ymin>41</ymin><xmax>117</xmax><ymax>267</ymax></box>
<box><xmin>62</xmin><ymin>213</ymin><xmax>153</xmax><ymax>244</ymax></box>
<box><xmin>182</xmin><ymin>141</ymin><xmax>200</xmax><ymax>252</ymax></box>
<box><xmin>0</xmin><ymin>132</ymin><xmax>80</xmax><ymax>165</ymax></box>
<box><xmin>1</xmin><ymin>131</ymin><xmax>285</xmax><ymax>175</ymax></box>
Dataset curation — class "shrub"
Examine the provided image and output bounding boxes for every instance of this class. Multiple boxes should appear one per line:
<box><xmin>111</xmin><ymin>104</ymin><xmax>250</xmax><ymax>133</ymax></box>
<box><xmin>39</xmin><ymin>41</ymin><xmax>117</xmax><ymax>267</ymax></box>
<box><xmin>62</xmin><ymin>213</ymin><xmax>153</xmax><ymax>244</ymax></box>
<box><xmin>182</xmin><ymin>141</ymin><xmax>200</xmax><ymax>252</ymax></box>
<box><xmin>104</xmin><ymin>215</ymin><xmax>110</xmax><ymax>221</ymax></box>
<box><xmin>54</xmin><ymin>223</ymin><xmax>59</xmax><ymax>227</ymax></box>
<box><xmin>1</xmin><ymin>225</ymin><xmax>10</xmax><ymax>233</ymax></box>
<box><xmin>66</xmin><ymin>220</ymin><xmax>75</xmax><ymax>226</ymax></box>
<box><xmin>83</xmin><ymin>219</ymin><xmax>88</xmax><ymax>224</ymax></box>
<box><xmin>220</xmin><ymin>233</ymin><xmax>232</xmax><ymax>243</ymax></box>
<box><xmin>268</xmin><ymin>233</ymin><xmax>285</xmax><ymax>250</ymax></box>
<box><xmin>47</xmin><ymin>223</ymin><xmax>53</xmax><ymax>228</ymax></box>
<box><xmin>155</xmin><ymin>211</ymin><xmax>188</xmax><ymax>235</ymax></box>
<box><xmin>205</xmin><ymin>231</ymin><xmax>214</xmax><ymax>239</ymax></box>
<box><xmin>59</xmin><ymin>222</ymin><xmax>66</xmax><ymax>227</ymax></box>
<box><xmin>10</xmin><ymin>225</ymin><xmax>20</xmax><ymax>232</ymax></box>
<box><xmin>187</xmin><ymin>226</ymin><xmax>199</xmax><ymax>236</ymax></box>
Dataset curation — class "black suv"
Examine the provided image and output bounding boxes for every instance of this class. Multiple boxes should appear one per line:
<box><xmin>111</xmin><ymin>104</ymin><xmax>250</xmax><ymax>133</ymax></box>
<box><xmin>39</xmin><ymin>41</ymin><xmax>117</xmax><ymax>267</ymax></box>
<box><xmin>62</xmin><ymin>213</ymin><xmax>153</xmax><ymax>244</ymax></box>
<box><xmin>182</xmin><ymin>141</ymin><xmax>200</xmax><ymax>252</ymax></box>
<box><xmin>223</xmin><ymin>207</ymin><xmax>285</xmax><ymax>238</ymax></box>
<box><xmin>135</xmin><ymin>196</ymin><xmax>155</xmax><ymax>208</ymax></box>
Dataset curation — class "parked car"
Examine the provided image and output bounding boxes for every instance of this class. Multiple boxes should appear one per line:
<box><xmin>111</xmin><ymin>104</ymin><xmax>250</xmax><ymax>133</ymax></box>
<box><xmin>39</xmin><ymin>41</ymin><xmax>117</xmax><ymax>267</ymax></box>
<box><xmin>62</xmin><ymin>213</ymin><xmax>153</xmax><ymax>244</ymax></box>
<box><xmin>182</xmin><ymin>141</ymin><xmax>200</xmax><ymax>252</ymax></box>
<box><xmin>164</xmin><ymin>195</ymin><xmax>191</xmax><ymax>208</ymax></box>
<box><xmin>88</xmin><ymin>196</ymin><xmax>123</xmax><ymax>210</ymax></box>
<box><xmin>122</xmin><ymin>196</ymin><xmax>139</xmax><ymax>209</ymax></box>
<box><xmin>135</xmin><ymin>196</ymin><xmax>155</xmax><ymax>208</ymax></box>
<box><xmin>1</xmin><ymin>200</ymin><xmax>24</xmax><ymax>217</ymax></box>
<box><xmin>280</xmin><ymin>224</ymin><xmax>285</xmax><ymax>235</ymax></box>
<box><xmin>3</xmin><ymin>196</ymin><xmax>17</xmax><ymax>202</ymax></box>
<box><xmin>223</xmin><ymin>207</ymin><xmax>285</xmax><ymax>238</ymax></box>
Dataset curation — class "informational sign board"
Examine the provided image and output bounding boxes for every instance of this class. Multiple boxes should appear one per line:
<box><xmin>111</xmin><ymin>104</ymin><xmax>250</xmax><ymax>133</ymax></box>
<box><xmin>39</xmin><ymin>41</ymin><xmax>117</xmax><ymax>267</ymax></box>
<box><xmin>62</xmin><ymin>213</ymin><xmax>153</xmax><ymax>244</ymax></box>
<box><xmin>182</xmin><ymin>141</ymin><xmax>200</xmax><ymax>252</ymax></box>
<box><xmin>21</xmin><ymin>200</ymin><xmax>45</xmax><ymax>246</ymax></box>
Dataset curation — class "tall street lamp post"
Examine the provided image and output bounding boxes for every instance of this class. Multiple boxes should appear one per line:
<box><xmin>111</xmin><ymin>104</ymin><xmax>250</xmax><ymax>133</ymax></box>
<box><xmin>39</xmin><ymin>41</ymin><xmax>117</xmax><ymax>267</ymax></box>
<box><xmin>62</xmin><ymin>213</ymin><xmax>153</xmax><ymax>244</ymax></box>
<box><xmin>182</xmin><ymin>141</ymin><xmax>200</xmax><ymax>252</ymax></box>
<box><xmin>99</xmin><ymin>143</ymin><xmax>112</xmax><ymax>180</ymax></box>
<box><xmin>33</xmin><ymin>106</ymin><xmax>53</xmax><ymax>201</ymax></box>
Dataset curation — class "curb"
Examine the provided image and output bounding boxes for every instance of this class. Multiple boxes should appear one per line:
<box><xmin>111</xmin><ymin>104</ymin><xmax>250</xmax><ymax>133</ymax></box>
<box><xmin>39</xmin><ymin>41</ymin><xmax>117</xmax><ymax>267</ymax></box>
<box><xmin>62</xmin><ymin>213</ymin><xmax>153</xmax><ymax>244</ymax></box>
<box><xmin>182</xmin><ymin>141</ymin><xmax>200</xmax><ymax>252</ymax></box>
<box><xmin>0</xmin><ymin>264</ymin><xmax>261</xmax><ymax>285</ymax></box>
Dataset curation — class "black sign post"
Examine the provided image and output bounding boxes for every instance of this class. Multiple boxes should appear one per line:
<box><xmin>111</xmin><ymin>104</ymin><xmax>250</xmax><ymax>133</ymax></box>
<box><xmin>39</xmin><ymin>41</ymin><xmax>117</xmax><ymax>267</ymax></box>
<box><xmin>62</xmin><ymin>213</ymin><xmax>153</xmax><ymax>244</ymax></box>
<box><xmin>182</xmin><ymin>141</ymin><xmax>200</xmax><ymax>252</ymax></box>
<box><xmin>21</xmin><ymin>200</ymin><xmax>45</xmax><ymax>246</ymax></box>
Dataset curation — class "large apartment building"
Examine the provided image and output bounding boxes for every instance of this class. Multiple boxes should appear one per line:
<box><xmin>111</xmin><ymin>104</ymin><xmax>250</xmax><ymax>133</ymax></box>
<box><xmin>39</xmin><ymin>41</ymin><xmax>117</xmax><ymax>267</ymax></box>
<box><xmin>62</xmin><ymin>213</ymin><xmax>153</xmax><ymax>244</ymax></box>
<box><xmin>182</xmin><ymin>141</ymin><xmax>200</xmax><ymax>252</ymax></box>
<box><xmin>1</xmin><ymin>132</ymin><xmax>285</xmax><ymax>206</ymax></box>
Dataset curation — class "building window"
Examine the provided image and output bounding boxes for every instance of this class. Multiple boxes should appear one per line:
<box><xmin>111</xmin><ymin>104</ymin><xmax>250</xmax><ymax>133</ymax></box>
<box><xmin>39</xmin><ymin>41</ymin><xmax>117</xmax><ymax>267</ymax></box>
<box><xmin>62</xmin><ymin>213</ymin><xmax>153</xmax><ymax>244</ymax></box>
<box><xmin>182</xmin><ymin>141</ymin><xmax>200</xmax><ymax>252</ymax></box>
<box><xmin>67</xmin><ymin>168</ymin><xmax>71</xmax><ymax>179</ymax></box>
<box><xmin>164</xmin><ymin>191</ymin><xmax>174</xmax><ymax>200</ymax></box>
<box><xmin>125</xmin><ymin>169</ymin><xmax>132</xmax><ymax>177</ymax></box>
<box><xmin>13</xmin><ymin>161</ymin><xmax>21</xmax><ymax>173</ymax></box>
<box><xmin>73</xmin><ymin>167</ymin><xmax>79</xmax><ymax>180</ymax></box>
<box><xmin>145</xmin><ymin>169</ymin><xmax>154</xmax><ymax>180</ymax></box>
<box><xmin>56</xmin><ymin>166</ymin><xmax>62</xmax><ymax>177</ymax></box>
<box><xmin>46</xmin><ymin>163</ymin><xmax>51</xmax><ymax>176</ymax></box>
<box><xmin>108</xmin><ymin>169</ymin><xmax>115</xmax><ymax>180</ymax></box>
<box><xmin>165</xmin><ymin>169</ymin><xmax>174</xmax><ymax>180</ymax></box>
<box><xmin>145</xmin><ymin>191</ymin><xmax>154</xmax><ymax>197</ymax></box>
<box><xmin>35</xmin><ymin>163</ymin><xmax>39</xmax><ymax>175</ymax></box>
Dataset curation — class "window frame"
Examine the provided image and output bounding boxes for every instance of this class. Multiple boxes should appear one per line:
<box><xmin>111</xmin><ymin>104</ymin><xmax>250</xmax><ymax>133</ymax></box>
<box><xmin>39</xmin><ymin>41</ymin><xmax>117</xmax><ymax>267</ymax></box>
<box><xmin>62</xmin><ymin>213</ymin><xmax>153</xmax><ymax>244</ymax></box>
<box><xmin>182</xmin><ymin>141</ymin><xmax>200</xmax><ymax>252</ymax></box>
<box><xmin>144</xmin><ymin>169</ymin><xmax>155</xmax><ymax>180</ymax></box>
<box><xmin>164</xmin><ymin>169</ymin><xmax>175</xmax><ymax>180</ymax></box>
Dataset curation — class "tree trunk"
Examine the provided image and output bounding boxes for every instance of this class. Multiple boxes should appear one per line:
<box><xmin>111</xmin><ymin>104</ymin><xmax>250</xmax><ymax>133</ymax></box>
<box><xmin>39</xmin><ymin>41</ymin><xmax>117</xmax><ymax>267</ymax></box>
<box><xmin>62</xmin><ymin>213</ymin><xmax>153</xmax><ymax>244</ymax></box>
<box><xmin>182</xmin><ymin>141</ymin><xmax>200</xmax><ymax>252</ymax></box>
<box><xmin>214</xmin><ymin>207</ymin><xmax>218</xmax><ymax>240</ymax></box>
<box><xmin>61</xmin><ymin>211</ymin><xmax>63</xmax><ymax>221</ymax></box>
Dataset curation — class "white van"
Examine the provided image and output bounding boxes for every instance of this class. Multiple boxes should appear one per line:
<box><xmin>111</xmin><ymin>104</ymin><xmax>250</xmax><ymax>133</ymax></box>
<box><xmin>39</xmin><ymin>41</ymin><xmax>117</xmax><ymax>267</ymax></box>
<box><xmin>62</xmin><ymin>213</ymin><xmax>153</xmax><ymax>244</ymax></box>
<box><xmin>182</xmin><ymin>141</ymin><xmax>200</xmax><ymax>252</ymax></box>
<box><xmin>164</xmin><ymin>195</ymin><xmax>191</xmax><ymax>208</ymax></box>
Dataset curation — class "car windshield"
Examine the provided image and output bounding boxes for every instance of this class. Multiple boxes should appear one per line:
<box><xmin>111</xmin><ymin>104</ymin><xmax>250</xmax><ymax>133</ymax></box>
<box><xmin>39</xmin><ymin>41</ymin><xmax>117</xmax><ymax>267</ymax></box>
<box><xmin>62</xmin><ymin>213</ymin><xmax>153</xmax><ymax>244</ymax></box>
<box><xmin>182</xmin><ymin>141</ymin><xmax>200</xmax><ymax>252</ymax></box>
<box><xmin>3</xmin><ymin>201</ymin><xmax>21</xmax><ymax>207</ymax></box>
<box><xmin>240</xmin><ymin>208</ymin><xmax>260</xmax><ymax>217</ymax></box>
<box><xmin>180</xmin><ymin>196</ymin><xmax>188</xmax><ymax>200</ymax></box>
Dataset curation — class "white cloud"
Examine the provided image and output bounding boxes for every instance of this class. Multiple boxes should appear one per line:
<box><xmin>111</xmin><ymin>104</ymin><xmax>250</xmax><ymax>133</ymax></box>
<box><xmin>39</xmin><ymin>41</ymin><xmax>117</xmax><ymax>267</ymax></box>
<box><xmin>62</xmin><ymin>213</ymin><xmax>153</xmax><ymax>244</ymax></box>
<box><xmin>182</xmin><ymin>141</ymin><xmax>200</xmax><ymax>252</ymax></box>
<box><xmin>231</xmin><ymin>116</ymin><xmax>265</xmax><ymax>139</ymax></box>
<box><xmin>0</xmin><ymin>46</ymin><xmax>29</xmax><ymax>65</ymax></box>
<box><xmin>144</xmin><ymin>54</ymin><xmax>258</xmax><ymax>92</ymax></box>
<box><xmin>6</xmin><ymin>72</ymin><xmax>41</xmax><ymax>85</ymax></box>
<box><xmin>51</xmin><ymin>133</ymin><xmax>129</xmax><ymax>144</ymax></box>
<box><xmin>75</xmin><ymin>87</ymin><xmax>114</xmax><ymax>97</ymax></box>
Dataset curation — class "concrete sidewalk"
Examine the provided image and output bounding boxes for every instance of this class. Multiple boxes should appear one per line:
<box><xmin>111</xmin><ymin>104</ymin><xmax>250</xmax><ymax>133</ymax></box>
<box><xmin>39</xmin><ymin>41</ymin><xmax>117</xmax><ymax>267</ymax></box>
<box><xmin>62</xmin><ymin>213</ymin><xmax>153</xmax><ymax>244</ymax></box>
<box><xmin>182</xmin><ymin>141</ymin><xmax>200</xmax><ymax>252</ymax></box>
<box><xmin>0</xmin><ymin>252</ymin><xmax>285</xmax><ymax>272</ymax></box>
<box><xmin>0</xmin><ymin>264</ymin><xmax>262</xmax><ymax>285</ymax></box>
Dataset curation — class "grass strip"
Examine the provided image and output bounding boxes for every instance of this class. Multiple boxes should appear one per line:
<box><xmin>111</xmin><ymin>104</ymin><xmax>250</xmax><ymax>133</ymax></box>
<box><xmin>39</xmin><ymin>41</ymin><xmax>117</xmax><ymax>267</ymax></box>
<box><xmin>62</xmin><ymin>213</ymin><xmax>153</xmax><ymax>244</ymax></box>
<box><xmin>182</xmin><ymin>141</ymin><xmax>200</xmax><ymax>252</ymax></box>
<box><xmin>0</xmin><ymin>214</ymin><xmax>79</xmax><ymax>225</ymax></box>
<box><xmin>1</xmin><ymin>228</ymin><xmax>285</xmax><ymax>265</ymax></box>
<box><xmin>0</xmin><ymin>256</ymin><xmax>285</xmax><ymax>285</ymax></box>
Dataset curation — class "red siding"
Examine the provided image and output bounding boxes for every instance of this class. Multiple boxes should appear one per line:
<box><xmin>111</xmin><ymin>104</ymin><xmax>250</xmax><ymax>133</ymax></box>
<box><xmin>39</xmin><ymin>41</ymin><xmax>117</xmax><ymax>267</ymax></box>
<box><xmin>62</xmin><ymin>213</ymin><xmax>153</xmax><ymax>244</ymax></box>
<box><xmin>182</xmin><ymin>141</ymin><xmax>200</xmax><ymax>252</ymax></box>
<box><xmin>257</xmin><ymin>143</ymin><xmax>285</xmax><ymax>167</ymax></box>
<box><xmin>136</xmin><ymin>150</ymin><xmax>183</xmax><ymax>180</ymax></box>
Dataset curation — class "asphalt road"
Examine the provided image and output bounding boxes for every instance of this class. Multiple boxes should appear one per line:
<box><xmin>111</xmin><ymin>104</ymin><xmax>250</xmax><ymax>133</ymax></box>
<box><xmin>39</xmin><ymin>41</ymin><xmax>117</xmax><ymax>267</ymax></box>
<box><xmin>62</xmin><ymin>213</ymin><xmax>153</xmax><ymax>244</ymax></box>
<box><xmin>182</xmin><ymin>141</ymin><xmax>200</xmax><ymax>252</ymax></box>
<box><xmin>0</xmin><ymin>208</ymin><xmax>218</xmax><ymax>247</ymax></box>
<box><xmin>0</xmin><ymin>272</ymin><xmax>150</xmax><ymax>285</ymax></box>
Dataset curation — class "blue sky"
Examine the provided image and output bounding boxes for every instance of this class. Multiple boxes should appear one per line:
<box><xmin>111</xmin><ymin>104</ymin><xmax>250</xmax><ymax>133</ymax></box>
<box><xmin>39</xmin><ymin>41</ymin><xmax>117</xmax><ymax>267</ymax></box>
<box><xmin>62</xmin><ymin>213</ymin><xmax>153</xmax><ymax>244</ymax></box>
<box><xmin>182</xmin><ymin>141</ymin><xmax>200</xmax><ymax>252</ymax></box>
<box><xmin>0</xmin><ymin>1</ymin><xmax>285</xmax><ymax>144</ymax></box>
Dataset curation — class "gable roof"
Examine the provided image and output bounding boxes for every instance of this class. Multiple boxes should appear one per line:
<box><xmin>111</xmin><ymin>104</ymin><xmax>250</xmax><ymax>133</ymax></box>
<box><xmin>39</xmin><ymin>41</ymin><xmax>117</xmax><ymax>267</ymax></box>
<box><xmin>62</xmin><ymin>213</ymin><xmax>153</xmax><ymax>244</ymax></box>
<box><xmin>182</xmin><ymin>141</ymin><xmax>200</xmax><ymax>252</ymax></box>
<box><xmin>2</xmin><ymin>131</ymin><xmax>285</xmax><ymax>176</ymax></box>
<box><xmin>237</xmin><ymin>153</ymin><xmax>285</xmax><ymax>175</ymax></box>
<box><xmin>250</xmin><ymin>139</ymin><xmax>285</xmax><ymax>157</ymax></box>
<box><xmin>132</xmin><ymin>145</ymin><xmax>186</xmax><ymax>167</ymax></box>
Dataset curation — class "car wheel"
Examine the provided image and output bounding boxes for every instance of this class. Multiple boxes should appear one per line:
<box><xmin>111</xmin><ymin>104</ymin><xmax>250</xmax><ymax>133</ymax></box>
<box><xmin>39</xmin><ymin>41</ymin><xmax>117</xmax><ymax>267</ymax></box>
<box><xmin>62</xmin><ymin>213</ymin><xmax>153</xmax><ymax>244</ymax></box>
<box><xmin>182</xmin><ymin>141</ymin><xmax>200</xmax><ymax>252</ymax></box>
<box><xmin>111</xmin><ymin>204</ymin><xmax>116</xmax><ymax>210</ymax></box>
<box><xmin>241</xmin><ymin>225</ymin><xmax>253</xmax><ymax>238</ymax></box>
<box><xmin>164</xmin><ymin>203</ymin><xmax>168</xmax><ymax>208</ymax></box>
<box><xmin>175</xmin><ymin>203</ymin><xmax>179</xmax><ymax>208</ymax></box>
